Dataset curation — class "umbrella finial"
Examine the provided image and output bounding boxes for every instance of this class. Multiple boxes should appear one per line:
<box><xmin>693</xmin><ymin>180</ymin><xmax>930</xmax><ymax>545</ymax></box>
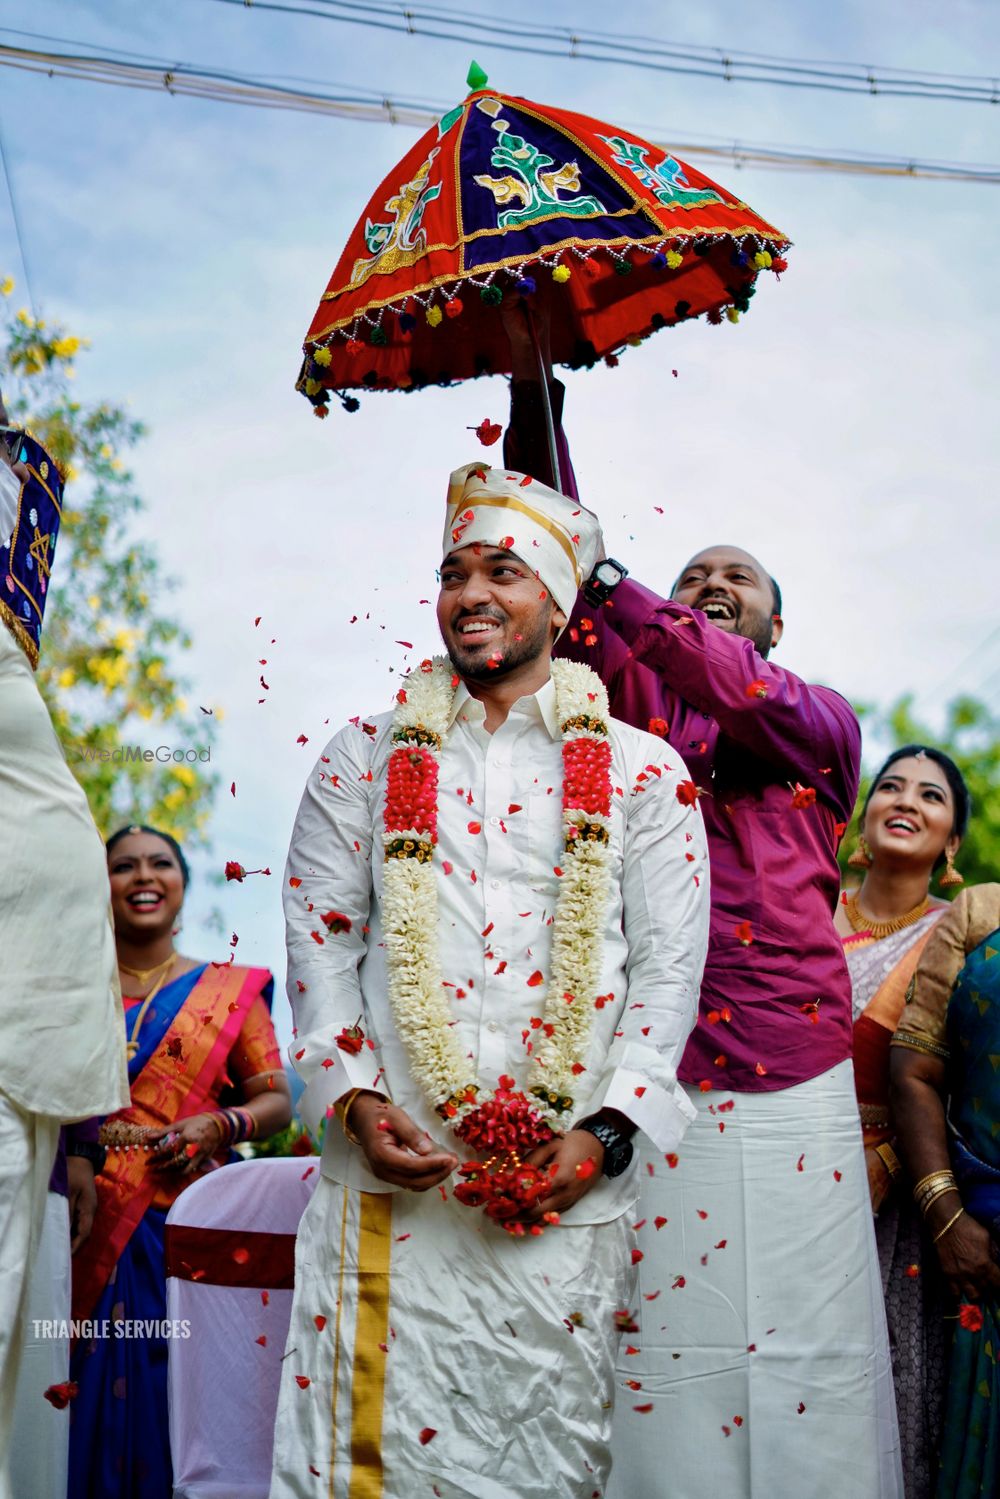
<box><xmin>466</xmin><ymin>59</ymin><xmax>489</xmax><ymax>93</ymax></box>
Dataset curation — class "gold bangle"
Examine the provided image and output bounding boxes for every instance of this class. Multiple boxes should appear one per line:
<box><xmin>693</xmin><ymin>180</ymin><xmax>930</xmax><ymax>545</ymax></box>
<box><xmin>204</xmin><ymin>1112</ymin><xmax>229</xmax><ymax>1148</ymax></box>
<box><xmin>932</xmin><ymin>1207</ymin><xmax>965</xmax><ymax>1245</ymax></box>
<box><xmin>916</xmin><ymin>1177</ymin><xmax>957</xmax><ymax>1202</ymax></box>
<box><xmin>913</xmin><ymin>1169</ymin><xmax>956</xmax><ymax>1200</ymax></box>
<box><xmin>339</xmin><ymin>1089</ymin><xmax>391</xmax><ymax>1146</ymax></box>
<box><xmin>875</xmin><ymin>1142</ymin><xmax>902</xmax><ymax>1181</ymax></box>
<box><xmin>917</xmin><ymin>1181</ymin><xmax>960</xmax><ymax>1217</ymax></box>
<box><xmin>335</xmin><ymin>1088</ymin><xmax>363</xmax><ymax>1145</ymax></box>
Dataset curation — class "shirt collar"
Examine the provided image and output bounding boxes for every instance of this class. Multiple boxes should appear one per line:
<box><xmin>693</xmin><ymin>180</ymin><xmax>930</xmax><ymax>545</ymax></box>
<box><xmin>448</xmin><ymin>675</ymin><xmax>560</xmax><ymax>741</ymax></box>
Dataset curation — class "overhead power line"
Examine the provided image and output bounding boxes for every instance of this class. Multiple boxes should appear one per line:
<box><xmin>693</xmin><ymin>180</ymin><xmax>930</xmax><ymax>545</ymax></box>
<box><xmin>1</xmin><ymin>41</ymin><xmax>998</xmax><ymax>185</ymax></box>
<box><xmin>0</xmin><ymin>103</ymin><xmax>37</xmax><ymax>316</ymax></box>
<box><xmin>210</xmin><ymin>0</ymin><xmax>1000</xmax><ymax>105</ymax></box>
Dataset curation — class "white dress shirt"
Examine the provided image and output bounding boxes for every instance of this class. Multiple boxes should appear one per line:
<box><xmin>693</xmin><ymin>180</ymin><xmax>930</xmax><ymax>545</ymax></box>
<box><xmin>284</xmin><ymin>675</ymin><xmax>709</xmax><ymax>1223</ymax></box>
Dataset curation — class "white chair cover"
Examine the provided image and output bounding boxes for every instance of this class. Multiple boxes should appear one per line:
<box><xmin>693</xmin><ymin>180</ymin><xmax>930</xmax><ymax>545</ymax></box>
<box><xmin>165</xmin><ymin>1157</ymin><xmax>319</xmax><ymax>1499</ymax></box>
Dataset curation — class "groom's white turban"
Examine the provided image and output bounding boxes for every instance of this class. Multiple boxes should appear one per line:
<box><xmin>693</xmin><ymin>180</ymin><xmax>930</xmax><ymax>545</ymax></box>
<box><xmin>443</xmin><ymin>461</ymin><xmax>600</xmax><ymax>620</ymax></box>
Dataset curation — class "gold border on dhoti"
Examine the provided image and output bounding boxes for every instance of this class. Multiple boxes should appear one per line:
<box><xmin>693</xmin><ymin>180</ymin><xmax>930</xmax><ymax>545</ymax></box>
<box><xmin>328</xmin><ymin>1191</ymin><xmax>393</xmax><ymax>1499</ymax></box>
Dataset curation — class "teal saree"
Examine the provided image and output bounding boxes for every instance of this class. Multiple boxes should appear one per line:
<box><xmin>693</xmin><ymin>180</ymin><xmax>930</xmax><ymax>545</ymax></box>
<box><xmin>937</xmin><ymin>931</ymin><xmax>1000</xmax><ymax>1498</ymax></box>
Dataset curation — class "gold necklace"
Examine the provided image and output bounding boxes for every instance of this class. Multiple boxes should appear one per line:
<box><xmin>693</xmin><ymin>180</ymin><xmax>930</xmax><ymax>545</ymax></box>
<box><xmin>120</xmin><ymin>951</ymin><xmax>177</xmax><ymax>985</ymax></box>
<box><xmin>845</xmin><ymin>891</ymin><xmax>931</xmax><ymax>940</ymax></box>
<box><xmin>123</xmin><ymin>953</ymin><xmax>178</xmax><ymax>1060</ymax></box>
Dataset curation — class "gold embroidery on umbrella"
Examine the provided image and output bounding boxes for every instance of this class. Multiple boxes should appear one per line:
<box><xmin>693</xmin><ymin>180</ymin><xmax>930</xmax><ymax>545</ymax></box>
<box><xmin>349</xmin><ymin>148</ymin><xmax>443</xmax><ymax>290</ymax></box>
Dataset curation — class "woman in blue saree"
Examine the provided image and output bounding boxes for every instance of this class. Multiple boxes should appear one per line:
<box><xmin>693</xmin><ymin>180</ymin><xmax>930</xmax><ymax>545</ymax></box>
<box><xmin>68</xmin><ymin>826</ymin><xmax>291</xmax><ymax>1499</ymax></box>
<box><xmin>891</xmin><ymin>883</ymin><xmax>1000</xmax><ymax>1498</ymax></box>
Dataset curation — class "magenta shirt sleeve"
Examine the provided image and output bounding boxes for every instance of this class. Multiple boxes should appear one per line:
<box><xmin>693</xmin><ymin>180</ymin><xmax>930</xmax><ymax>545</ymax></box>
<box><xmin>503</xmin><ymin>378</ymin><xmax>579</xmax><ymax>499</ymax></box>
<box><xmin>604</xmin><ymin>579</ymin><xmax>862</xmax><ymax>821</ymax></box>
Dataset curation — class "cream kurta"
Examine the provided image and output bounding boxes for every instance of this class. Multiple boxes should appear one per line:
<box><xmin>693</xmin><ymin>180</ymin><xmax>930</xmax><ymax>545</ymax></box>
<box><xmin>271</xmin><ymin>678</ymin><xmax>710</xmax><ymax>1496</ymax></box>
<box><xmin>0</xmin><ymin>624</ymin><xmax>128</xmax><ymax>1121</ymax></box>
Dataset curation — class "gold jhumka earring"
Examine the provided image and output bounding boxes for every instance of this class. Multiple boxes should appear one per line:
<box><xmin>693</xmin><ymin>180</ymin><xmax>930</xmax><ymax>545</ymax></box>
<box><xmin>939</xmin><ymin>851</ymin><xmax>964</xmax><ymax>888</ymax></box>
<box><xmin>848</xmin><ymin>836</ymin><xmax>873</xmax><ymax>870</ymax></box>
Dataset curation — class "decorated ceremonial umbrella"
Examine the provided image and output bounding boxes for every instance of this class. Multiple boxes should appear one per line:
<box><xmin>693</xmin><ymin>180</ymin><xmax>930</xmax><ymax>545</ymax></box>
<box><xmin>299</xmin><ymin>67</ymin><xmax>790</xmax><ymax>475</ymax></box>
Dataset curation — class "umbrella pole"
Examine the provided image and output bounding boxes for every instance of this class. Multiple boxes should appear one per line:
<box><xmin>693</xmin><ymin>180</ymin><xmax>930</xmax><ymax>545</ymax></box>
<box><xmin>521</xmin><ymin>302</ymin><xmax>562</xmax><ymax>493</ymax></box>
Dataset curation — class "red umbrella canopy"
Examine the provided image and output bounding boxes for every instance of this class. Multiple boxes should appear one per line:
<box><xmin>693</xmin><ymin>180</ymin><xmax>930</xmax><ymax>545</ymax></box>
<box><xmin>300</xmin><ymin>85</ymin><xmax>790</xmax><ymax>414</ymax></box>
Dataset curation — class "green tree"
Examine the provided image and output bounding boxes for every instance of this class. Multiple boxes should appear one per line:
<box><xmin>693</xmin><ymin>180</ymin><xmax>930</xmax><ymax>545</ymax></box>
<box><xmin>1</xmin><ymin>275</ymin><xmax>216</xmax><ymax>838</ymax></box>
<box><xmin>839</xmin><ymin>694</ymin><xmax>1000</xmax><ymax>890</ymax></box>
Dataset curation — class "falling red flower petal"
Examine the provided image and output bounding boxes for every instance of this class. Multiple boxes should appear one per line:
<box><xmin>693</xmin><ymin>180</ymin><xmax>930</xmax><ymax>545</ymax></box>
<box><xmin>43</xmin><ymin>1382</ymin><xmax>79</xmax><ymax>1409</ymax></box>
<box><xmin>474</xmin><ymin>419</ymin><xmax>503</xmax><ymax>446</ymax></box>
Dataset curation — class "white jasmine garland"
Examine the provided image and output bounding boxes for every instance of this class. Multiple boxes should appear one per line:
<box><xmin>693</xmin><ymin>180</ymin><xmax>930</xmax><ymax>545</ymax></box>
<box><xmin>381</xmin><ymin>656</ymin><xmax>614</xmax><ymax>1134</ymax></box>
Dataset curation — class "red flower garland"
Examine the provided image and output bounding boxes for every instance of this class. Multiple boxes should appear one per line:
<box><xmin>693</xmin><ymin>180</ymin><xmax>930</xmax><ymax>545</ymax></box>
<box><xmin>562</xmin><ymin>737</ymin><xmax>612</xmax><ymax>818</ymax></box>
<box><xmin>385</xmin><ymin>745</ymin><xmax>439</xmax><ymax>838</ymax></box>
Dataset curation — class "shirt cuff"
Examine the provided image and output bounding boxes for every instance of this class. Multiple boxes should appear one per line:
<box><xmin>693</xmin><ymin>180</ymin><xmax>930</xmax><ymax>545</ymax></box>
<box><xmin>292</xmin><ymin>1044</ymin><xmax>387</xmax><ymax>1136</ymax></box>
<box><xmin>599</xmin><ymin>1066</ymin><xmax>697</xmax><ymax>1155</ymax></box>
<box><xmin>604</xmin><ymin>578</ymin><xmax>671</xmax><ymax>643</ymax></box>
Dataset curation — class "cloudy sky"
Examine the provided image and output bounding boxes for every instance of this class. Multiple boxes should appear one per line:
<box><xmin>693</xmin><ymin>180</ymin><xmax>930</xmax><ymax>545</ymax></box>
<box><xmin>2</xmin><ymin>0</ymin><xmax>997</xmax><ymax>1044</ymax></box>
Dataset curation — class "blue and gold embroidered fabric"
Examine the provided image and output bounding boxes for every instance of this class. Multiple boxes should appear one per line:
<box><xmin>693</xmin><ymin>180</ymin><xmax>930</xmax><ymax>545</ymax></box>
<box><xmin>0</xmin><ymin>432</ymin><xmax>63</xmax><ymax>668</ymax></box>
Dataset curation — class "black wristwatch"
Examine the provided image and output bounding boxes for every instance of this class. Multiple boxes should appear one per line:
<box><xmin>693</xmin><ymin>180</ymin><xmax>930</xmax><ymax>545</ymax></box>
<box><xmin>583</xmin><ymin>557</ymin><xmax>629</xmax><ymax>607</ymax></box>
<box><xmin>575</xmin><ymin>1114</ymin><xmax>635</xmax><ymax>1179</ymax></box>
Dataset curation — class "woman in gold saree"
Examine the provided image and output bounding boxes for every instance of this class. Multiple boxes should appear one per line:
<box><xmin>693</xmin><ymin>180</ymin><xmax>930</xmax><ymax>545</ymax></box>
<box><xmin>836</xmin><ymin>745</ymin><xmax>969</xmax><ymax>1498</ymax></box>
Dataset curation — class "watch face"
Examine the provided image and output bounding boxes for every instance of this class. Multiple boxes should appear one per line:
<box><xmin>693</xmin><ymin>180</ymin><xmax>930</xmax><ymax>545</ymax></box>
<box><xmin>604</xmin><ymin>1137</ymin><xmax>634</xmax><ymax>1178</ymax></box>
<box><xmin>595</xmin><ymin>560</ymin><xmax>622</xmax><ymax>587</ymax></box>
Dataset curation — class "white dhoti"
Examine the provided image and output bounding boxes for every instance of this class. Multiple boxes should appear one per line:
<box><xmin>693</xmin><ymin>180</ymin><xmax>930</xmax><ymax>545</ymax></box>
<box><xmin>10</xmin><ymin>1191</ymin><xmax>71</xmax><ymax>1499</ymax></box>
<box><xmin>270</xmin><ymin>1180</ymin><xmax>637</xmax><ymax>1498</ymax></box>
<box><xmin>607</xmin><ymin>1060</ymin><xmax>903</xmax><ymax>1499</ymax></box>
<box><xmin>0</xmin><ymin>1094</ymin><xmax>60</xmax><ymax>1499</ymax></box>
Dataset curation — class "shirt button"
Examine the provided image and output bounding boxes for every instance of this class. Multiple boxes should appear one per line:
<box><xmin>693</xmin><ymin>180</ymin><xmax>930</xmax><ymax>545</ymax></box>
<box><xmin>491</xmin><ymin>880</ymin><xmax>502</xmax><ymax>890</ymax></box>
<box><xmin>489</xmin><ymin>816</ymin><xmax>501</xmax><ymax>827</ymax></box>
<box><xmin>487</xmin><ymin>1022</ymin><xmax>499</xmax><ymax>1034</ymax></box>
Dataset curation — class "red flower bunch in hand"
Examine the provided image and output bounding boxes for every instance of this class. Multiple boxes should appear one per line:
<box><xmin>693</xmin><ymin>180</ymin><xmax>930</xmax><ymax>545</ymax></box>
<box><xmin>451</xmin><ymin>1078</ymin><xmax>558</xmax><ymax>1235</ymax></box>
<box><xmin>454</xmin><ymin>1159</ymin><xmax>553</xmax><ymax>1235</ymax></box>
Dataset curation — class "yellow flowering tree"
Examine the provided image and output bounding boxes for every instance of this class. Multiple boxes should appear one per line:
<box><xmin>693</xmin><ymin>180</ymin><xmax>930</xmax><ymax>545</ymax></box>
<box><xmin>1</xmin><ymin>277</ymin><xmax>216</xmax><ymax>839</ymax></box>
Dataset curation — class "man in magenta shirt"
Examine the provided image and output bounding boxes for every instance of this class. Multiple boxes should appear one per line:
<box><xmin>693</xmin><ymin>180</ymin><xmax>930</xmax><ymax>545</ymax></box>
<box><xmin>503</xmin><ymin>330</ymin><xmax>902</xmax><ymax>1496</ymax></box>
